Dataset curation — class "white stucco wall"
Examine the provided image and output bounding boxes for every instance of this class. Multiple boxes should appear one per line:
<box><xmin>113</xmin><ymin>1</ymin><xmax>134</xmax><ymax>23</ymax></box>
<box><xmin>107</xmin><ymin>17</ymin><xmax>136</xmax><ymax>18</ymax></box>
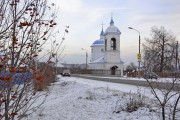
<box><xmin>89</xmin><ymin>63</ymin><xmax>104</xmax><ymax>69</ymax></box>
<box><xmin>104</xmin><ymin>33</ymin><xmax>121</xmax><ymax>64</ymax></box>
<box><xmin>91</xmin><ymin>45</ymin><xmax>104</xmax><ymax>62</ymax></box>
<box><xmin>104</xmin><ymin>50</ymin><xmax>120</xmax><ymax>64</ymax></box>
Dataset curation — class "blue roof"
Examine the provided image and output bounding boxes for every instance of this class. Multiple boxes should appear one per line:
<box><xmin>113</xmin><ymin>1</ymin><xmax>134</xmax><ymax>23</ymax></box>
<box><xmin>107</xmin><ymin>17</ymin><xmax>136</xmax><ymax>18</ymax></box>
<box><xmin>91</xmin><ymin>39</ymin><xmax>104</xmax><ymax>46</ymax></box>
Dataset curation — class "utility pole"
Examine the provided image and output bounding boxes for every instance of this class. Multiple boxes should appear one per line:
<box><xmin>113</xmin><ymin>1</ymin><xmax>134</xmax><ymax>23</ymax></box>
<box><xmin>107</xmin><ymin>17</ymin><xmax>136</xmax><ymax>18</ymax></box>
<box><xmin>81</xmin><ymin>48</ymin><xmax>88</xmax><ymax>69</ymax></box>
<box><xmin>128</xmin><ymin>27</ymin><xmax>141</xmax><ymax>78</ymax></box>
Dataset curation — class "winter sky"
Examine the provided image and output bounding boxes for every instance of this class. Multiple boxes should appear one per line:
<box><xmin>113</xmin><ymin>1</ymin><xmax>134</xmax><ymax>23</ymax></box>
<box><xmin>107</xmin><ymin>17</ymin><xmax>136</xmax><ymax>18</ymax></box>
<box><xmin>49</xmin><ymin>0</ymin><xmax>180</xmax><ymax>65</ymax></box>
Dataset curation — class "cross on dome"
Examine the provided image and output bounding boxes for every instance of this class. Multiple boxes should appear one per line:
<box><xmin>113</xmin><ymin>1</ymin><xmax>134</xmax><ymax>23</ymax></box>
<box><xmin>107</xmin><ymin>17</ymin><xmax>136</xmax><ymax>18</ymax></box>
<box><xmin>101</xmin><ymin>21</ymin><xmax>105</xmax><ymax>29</ymax></box>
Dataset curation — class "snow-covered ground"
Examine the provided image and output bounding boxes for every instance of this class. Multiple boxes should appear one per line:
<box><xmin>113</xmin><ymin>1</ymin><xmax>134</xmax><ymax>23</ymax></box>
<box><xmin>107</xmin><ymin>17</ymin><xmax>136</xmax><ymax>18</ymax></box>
<box><xmin>23</xmin><ymin>75</ymin><xmax>161</xmax><ymax>120</ymax></box>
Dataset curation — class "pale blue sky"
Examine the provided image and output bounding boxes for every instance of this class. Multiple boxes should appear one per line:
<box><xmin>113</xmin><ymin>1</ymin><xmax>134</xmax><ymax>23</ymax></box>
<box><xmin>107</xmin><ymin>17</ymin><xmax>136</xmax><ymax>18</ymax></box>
<box><xmin>49</xmin><ymin>0</ymin><xmax>180</xmax><ymax>65</ymax></box>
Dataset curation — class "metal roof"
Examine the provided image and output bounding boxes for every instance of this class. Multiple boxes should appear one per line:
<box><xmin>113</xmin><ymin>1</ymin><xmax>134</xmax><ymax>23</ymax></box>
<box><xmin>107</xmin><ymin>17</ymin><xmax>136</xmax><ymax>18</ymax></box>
<box><xmin>91</xmin><ymin>39</ymin><xmax>104</xmax><ymax>46</ymax></box>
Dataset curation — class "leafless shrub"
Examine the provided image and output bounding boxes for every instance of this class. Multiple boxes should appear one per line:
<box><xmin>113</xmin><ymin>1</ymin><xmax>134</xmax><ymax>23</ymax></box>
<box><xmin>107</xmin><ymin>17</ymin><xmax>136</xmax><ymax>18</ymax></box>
<box><xmin>60</xmin><ymin>82</ymin><xmax>68</xmax><ymax>87</ymax></box>
<box><xmin>84</xmin><ymin>91</ymin><xmax>96</xmax><ymax>101</ymax></box>
<box><xmin>114</xmin><ymin>88</ymin><xmax>149</xmax><ymax>113</ymax></box>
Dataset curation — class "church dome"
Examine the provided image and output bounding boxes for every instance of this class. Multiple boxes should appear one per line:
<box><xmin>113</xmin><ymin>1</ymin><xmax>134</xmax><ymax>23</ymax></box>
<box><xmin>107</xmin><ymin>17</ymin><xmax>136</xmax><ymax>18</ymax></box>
<box><xmin>91</xmin><ymin>39</ymin><xmax>104</xmax><ymax>47</ymax></box>
<box><xmin>104</xmin><ymin>18</ymin><xmax>121</xmax><ymax>35</ymax></box>
<box><xmin>105</xmin><ymin>26</ymin><xmax>121</xmax><ymax>35</ymax></box>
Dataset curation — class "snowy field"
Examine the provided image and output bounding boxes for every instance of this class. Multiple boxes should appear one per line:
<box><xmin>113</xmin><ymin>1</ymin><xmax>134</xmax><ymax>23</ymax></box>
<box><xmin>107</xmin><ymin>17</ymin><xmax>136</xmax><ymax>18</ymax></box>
<box><xmin>23</xmin><ymin>75</ymin><xmax>162</xmax><ymax>120</ymax></box>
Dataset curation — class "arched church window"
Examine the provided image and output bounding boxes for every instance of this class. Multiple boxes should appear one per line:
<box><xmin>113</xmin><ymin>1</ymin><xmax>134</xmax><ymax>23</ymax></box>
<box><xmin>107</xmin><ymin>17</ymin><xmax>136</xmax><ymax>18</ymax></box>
<box><xmin>105</xmin><ymin>39</ymin><xmax>107</xmax><ymax>51</ymax></box>
<box><xmin>111</xmin><ymin>38</ymin><xmax>116</xmax><ymax>50</ymax></box>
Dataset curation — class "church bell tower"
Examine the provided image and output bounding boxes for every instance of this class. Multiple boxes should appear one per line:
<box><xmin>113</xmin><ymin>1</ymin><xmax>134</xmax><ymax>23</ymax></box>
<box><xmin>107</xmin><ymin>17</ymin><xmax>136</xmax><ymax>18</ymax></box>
<box><xmin>104</xmin><ymin>18</ymin><xmax>122</xmax><ymax>74</ymax></box>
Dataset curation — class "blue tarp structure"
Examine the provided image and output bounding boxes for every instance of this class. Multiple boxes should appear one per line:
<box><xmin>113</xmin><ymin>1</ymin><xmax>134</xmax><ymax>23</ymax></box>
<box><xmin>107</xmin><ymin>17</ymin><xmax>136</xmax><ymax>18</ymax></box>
<box><xmin>0</xmin><ymin>72</ymin><xmax>32</xmax><ymax>88</ymax></box>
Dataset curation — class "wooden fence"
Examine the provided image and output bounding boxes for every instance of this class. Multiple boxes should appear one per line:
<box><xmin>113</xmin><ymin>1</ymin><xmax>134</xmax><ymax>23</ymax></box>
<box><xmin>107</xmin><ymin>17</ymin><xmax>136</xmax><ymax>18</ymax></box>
<box><xmin>70</xmin><ymin>69</ymin><xmax>122</xmax><ymax>76</ymax></box>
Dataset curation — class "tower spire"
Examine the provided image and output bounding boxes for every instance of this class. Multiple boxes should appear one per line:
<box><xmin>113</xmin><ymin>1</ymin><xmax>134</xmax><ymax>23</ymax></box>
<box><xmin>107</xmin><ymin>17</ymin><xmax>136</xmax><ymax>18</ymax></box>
<box><xmin>110</xmin><ymin>12</ymin><xmax>114</xmax><ymax>26</ymax></box>
<box><xmin>100</xmin><ymin>22</ymin><xmax>104</xmax><ymax>37</ymax></box>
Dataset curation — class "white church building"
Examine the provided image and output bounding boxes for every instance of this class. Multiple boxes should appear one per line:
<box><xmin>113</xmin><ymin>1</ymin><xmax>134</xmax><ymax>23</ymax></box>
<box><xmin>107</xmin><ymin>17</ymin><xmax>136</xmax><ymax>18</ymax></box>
<box><xmin>89</xmin><ymin>18</ymin><xmax>124</xmax><ymax>76</ymax></box>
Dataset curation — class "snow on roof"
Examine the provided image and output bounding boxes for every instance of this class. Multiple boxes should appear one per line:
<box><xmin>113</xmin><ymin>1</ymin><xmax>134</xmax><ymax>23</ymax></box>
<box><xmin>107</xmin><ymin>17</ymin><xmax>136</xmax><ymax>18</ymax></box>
<box><xmin>105</xmin><ymin>25</ymin><xmax>121</xmax><ymax>35</ymax></box>
<box><xmin>90</xmin><ymin>56</ymin><xmax>104</xmax><ymax>63</ymax></box>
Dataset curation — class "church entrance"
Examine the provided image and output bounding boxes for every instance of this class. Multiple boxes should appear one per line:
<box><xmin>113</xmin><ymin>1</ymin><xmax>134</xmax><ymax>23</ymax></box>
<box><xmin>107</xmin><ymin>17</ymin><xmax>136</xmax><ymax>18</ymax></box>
<box><xmin>111</xmin><ymin>65</ymin><xmax>118</xmax><ymax>75</ymax></box>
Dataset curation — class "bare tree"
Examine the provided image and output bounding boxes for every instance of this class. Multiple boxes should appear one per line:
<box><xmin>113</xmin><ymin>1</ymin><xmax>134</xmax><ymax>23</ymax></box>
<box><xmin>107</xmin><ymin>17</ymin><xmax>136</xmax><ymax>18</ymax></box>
<box><xmin>143</xmin><ymin>26</ymin><xmax>176</xmax><ymax>73</ymax></box>
<box><xmin>0</xmin><ymin>0</ymin><xmax>64</xmax><ymax>119</ymax></box>
<box><xmin>143</xmin><ymin>26</ymin><xmax>180</xmax><ymax>120</ymax></box>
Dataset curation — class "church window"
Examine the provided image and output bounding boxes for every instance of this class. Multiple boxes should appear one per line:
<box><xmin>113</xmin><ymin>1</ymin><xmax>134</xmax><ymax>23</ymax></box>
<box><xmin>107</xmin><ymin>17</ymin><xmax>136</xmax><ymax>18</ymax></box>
<box><xmin>111</xmin><ymin>38</ymin><xmax>116</xmax><ymax>50</ymax></box>
<box><xmin>105</xmin><ymin>39</ymin><xmax>107</xmax><ymax>51</ymax></box>
<box><xmin>101</xmin><ymin>49</ymin><xmax>104</xmax><ymax>52</ymax></box>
